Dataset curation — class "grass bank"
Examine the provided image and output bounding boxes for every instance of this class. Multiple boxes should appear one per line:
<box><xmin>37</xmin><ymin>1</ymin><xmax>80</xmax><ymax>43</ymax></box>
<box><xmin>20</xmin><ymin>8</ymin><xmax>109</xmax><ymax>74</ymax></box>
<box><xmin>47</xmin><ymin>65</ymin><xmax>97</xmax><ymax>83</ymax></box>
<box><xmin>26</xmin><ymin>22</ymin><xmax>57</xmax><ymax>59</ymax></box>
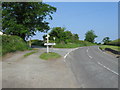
<box><xmin>53</xmin><ymin>41</ymin><xmax>95</xmax><ymax>48</ymax></box>
<box><xmin>99</xmin><ymin>45</ymin><xmax>120</xmax><ymax>51</ymax></box>
<box><xmin>40</xmin><ymin>52</ymin><xmax>61</xmax><ymax>60</ymax></box>
<box><xmin>107</xmin><ymin>39</ymin><xmax>120</xmax><ymax>46</ymax></box>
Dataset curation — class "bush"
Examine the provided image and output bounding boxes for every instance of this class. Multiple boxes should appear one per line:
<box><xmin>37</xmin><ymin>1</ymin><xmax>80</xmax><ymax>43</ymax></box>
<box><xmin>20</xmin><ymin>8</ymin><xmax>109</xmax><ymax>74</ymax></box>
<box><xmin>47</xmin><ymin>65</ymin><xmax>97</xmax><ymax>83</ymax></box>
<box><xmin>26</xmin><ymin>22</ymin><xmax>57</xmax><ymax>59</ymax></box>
<box><xmin>31</xmin><ymin>39</ymin><xmax>44</xmax><ymax>46</ymax></box>
<box><xmin>2</xmin><ymin>35</ymin><xmax>28</xmax><ymax>55</ymax></box>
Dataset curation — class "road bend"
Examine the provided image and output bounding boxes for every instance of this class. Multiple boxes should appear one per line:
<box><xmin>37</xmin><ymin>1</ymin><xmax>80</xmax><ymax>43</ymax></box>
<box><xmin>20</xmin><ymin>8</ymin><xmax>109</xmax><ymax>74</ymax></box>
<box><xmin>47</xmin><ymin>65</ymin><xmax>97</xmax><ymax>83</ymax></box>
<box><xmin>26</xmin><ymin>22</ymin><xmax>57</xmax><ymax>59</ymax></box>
<box><xmin>65</xmin><ymin>46</ymin><xmax>118</xmax><ymax>88</ymax></box>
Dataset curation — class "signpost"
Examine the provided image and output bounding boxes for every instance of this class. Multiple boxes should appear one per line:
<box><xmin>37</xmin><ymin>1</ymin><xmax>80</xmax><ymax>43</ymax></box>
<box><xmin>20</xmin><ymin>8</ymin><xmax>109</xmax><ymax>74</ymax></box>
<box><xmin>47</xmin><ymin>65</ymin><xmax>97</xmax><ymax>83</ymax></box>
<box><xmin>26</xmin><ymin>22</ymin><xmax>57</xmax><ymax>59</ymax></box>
<box><xmin>44</xmin><ymin>34</ymin><xmax>56</xmax><ymax>53</ymax></box>
<box><xmin>44</xmin><ymin>43</ymin><xmax>56</xmax><ymax>46</ymax></box>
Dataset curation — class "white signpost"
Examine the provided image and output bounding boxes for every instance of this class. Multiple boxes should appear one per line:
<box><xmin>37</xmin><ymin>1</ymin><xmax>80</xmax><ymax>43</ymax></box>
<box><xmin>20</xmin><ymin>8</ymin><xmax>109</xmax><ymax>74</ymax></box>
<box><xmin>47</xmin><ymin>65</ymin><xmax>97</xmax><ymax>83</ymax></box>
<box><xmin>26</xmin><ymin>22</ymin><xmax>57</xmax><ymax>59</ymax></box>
<box><xmin>44</xmin><ymin>43</ymin><xmax>56</xmax><ymax>46</ymax></box>
<box><xmin>44</xmin><ymin>34</ymin><xmax>56</xmax><ymax>53</ymax></box>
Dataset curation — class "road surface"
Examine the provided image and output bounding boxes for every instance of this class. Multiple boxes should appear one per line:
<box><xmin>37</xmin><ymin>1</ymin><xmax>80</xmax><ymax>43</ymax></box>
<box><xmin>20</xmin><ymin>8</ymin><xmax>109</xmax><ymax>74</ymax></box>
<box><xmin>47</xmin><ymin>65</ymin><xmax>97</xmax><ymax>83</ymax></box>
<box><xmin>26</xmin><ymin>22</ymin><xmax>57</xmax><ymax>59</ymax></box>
<box><xmin>2</xmin><ymin>48</ymin><xmax>79</xmax><ymax>88</ymax></box>
<box><xmin>65</xmin><ymin>46</ymin><xmax>118</xmax><ymax>88</ymax></box>
<box><xmin>2</xmin><ymin>46</ymin><xmax>119</xmax><ymax>88</ymax></box>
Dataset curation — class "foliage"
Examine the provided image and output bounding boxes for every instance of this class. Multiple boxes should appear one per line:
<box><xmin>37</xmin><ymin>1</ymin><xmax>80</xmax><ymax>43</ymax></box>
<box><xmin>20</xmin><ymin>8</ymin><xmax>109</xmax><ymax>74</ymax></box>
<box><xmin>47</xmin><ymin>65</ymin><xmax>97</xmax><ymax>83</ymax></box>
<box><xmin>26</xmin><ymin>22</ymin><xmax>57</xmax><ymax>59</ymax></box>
<box><xmin>99</xmin><ymin>45</ymin><xmax>120</xmax><ymax>51</ymax></box>
<box><xmin>43</xmin><ymin>27</ymin><xmax>79</xmax><ymax>44</ymax></box>
<box><xmin>102</xmin><ymin>37</ymin><xmax>111</xmax><ymax>45</ymax></box>
<box><xmin>31</xmin><ymin>39</ymin><xmax>44</xmax><ymax>46</ymax></box>
<box><xmin>24</xmin><ymin>51</ymin><xmax>38</xmax><ymax>57</ymax></box>
<box><xmin>40</xmin><ymin>52</ymin><xmax>61</xmax><ymax>60</ymax></box>
<box><xmin>107</xmin><ymin>39</ymin><xmax>120</xmax><ymax>46</ymax></box>
<box><xmin>2</xmin><ymin>2</ymin><xmax>56</xmax><ymax>41</ymax></box>
<box><xmin>53</xmin><ymin>40</ymin><xmax>95</xmax><ymax>48</ymax></box>
<box><xmin>84</xmin><ymin>30</ymin><xmax>97</xmax><ymax>43</ymax></box>
<box><xmin>2</xmin><ymin>35</ymin><xmax>29</xmax><ymax>55</ymax></box>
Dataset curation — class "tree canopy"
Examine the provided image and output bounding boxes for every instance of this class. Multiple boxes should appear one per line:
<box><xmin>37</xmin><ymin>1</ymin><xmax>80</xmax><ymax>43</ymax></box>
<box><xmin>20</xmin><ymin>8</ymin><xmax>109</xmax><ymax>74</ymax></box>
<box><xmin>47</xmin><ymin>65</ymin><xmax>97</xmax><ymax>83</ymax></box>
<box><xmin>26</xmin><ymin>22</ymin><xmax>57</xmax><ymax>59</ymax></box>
<box><xmin>43</xmin><ymin>27</ymin><xmax>79</xmax><ymax>44</ymax></box>
<box><xmin>84</xmin><ymin>30</ymin><xmax>97</xmax><ymax>43</ymax></box>
<box><xmin>2</xmin><ymin>2</ymin><xmax>56</xmax><ymax>41</ymax></box>
<box><xmin>102</xmin><ymin>37</ymin><xmax>111</xmax><ymax>45</ymax></box>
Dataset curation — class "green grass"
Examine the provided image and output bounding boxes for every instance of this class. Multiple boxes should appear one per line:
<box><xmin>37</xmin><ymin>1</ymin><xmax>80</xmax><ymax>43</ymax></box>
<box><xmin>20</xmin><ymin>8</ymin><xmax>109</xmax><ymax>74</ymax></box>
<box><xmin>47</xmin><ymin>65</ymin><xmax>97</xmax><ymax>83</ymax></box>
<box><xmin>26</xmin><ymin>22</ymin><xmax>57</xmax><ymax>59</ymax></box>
<box><xmin>99</xmin><ymin>45</ymin><xmax>120</xmax><ymax>51</ymax></box>
<box><xmin>24</xmin><ymin>51</ymin><xmax>38</xmax><ymax>57</ymax></box>
<box><xmin>40</xmin><ymin>52</ymin><xmax>61</xmax><ymax>60</ymax></box>
<box><xmin>107</xmin><ymin>39</ymin><xmax>120</xmax><ymax>46</ymax></box>
<box><xmin>53</xmin><ymin>43</ymin><xmax>81</xmax><ymax>48</ymax></box>
<box><xmin>53</xmin><ymin>42</ymin><xmax>95</xmax><ymax>48</ymax></box>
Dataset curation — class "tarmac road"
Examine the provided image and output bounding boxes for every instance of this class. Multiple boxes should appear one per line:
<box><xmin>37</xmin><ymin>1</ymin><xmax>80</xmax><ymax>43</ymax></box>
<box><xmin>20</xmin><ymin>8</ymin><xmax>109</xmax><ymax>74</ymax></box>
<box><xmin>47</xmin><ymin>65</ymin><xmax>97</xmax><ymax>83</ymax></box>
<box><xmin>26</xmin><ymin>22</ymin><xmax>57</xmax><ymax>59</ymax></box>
<box><xmin>65</xmin><ymin>46</ymin><xmax>118</xmax><ymax>88</ymax></box>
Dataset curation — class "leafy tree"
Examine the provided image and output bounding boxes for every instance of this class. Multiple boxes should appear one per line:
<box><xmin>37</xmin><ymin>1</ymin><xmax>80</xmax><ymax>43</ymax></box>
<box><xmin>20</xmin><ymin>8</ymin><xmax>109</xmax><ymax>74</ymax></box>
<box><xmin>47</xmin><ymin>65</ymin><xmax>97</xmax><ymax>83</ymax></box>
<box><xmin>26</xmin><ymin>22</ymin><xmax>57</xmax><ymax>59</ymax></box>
<box><xmin>102</xmin><ymin>37</ymin><xmax>111</xmax><ymax>45</ymax></box>
<box><xmin>2</xmin><ymin>2</ymin><xmax>56</xmax><ymax>41</ymax></box>
<box><xmin>84</xmin><ymin>30</ymin><xmax>97</xmax><ymax>43</ymax></box>
<box><xmin>72</xmin><ymin>34</ymin><xmax>79</xmax><ymax>43</ymax></box>
<box><xmin>43</xmin><ymin>27</ymin><xmax>80</xmax><ymax>44</ymax></box>
<box><xmin>49</xmin><ymin>27</ymin><xmax>65</xmax><ymax>43</ymax></box>
<box><xmin>64</xmin><ymin>31</ymin><xmax>73</xmax><ymax>43</ymax></box>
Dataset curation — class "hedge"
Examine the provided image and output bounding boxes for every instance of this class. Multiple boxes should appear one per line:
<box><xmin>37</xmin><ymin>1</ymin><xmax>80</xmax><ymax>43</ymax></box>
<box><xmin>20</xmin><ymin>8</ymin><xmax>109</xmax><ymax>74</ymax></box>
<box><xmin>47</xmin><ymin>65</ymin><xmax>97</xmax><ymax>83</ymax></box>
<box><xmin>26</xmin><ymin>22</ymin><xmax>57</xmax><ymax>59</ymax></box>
<box><xmin>1</xmin><ymin>35</ymin><xmax>28</xmax><ymax>55</ymax></box>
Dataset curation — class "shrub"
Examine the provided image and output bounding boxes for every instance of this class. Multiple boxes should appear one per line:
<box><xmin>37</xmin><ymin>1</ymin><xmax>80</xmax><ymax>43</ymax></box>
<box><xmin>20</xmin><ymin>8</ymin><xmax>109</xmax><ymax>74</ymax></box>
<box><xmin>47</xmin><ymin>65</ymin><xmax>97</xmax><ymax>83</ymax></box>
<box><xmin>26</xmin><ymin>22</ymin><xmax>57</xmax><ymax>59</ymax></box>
<box><xmin>2</xmin><ymin>35</ymin><xmax>28</xmax><ymax>55</ymax></box>
<box><xmin>31</xmin><ymin>39</ymin><xmax>44</xmax><ymax>46</ymax></box>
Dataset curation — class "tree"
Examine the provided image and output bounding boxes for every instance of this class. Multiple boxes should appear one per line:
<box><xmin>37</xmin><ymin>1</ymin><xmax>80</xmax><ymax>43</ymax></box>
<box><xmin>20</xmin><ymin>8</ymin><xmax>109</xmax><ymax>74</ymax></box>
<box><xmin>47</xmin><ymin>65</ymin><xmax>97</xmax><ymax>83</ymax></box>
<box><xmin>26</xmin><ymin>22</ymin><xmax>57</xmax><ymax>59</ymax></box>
<box><xmin>49</xmin><ymin>27</ymin><xmax>65</xmax><ymax>43</ymax></box>
<box><xmin>102</xmin><ymin>37</ymin><xmax>111</xmax><ymax>45</ymax></box>
<box><xmin>72</xmin><ymin>34</ymin><xmax>79</xmax><ymax>43</ymax></box>
<box><xmin>84</xmin><ymin>30</ymin><xmax>97</xmax><ymax>43</ymax></box>
<box><xmin>2</xmin><ymin>2</ymin><xmax>56</xmax><ymax>41</ymax></box>
<box><xmin>43</xmin><ymin>27</ymin><xmax>80</xmax><ymax>44</ymax></box>
<box><xmin>64</xmin><ymin>31</ymin><xmax>73</xmax><ymax>43</ymax></box>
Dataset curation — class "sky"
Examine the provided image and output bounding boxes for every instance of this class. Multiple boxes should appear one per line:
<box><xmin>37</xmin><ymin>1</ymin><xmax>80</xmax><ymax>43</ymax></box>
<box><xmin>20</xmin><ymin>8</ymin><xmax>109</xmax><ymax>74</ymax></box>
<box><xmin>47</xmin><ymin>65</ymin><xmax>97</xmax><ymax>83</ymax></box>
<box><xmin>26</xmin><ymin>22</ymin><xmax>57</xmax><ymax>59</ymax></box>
<box><xmin>31</xmin><ymin>2</ymin><xmax>118</xmax><ymax>43</ymax></box>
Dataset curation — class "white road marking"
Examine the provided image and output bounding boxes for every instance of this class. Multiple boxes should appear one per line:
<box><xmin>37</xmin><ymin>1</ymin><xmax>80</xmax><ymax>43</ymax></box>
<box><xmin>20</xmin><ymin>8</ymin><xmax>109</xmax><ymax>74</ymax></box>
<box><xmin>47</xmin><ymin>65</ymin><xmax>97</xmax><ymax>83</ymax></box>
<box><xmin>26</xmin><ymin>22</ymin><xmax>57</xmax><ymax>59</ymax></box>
<box><xmin>97</xmin><ymin>62</ymin><xmax>119</xmax><ymax>76</ymax></box>
<box><xmin>64</xmin><ymin>52</ymin><xmax>70</xmax><ymax>59</ymax></box>
<box><xmin>88</xmin><ymin>55</ymin><xmax>93</xmax><ymax>59</ymax></box>
<box><xmin>86</xmin><ymin>48</ymin><xmax>93</xmax><ymax>59</ymax></box>
<box><xmin>98</xmin><ymin>47</ymin><xmax>103</xmax><ymax>53</ymax></box>
<box><xmin>98</xmin><ymin>47</ymin><xmax>111</xmax><ymax>56</ymax></box>
<box><xmin>86</xmin><ymin>49</ymin><xmax>88</xmax><ymax>52</ymax></box>
<box><xmin>98</xmin><ymin>47</ymin><xmax>118</xmax><ymax>64</ymax></box>
<box><xmin>64</xmin><ymin>47</ymin><xmax>80</xmax><ymax>59</ymax></box>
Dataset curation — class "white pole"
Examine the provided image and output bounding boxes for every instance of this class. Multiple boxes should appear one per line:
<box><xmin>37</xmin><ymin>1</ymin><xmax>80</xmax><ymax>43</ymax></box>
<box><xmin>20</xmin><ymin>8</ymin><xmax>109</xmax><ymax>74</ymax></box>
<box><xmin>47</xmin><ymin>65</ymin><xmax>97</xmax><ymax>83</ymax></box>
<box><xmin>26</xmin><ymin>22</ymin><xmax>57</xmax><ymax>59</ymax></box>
<box><xmin>47</xmin><ymin>45</ymin><xmax>49</xmax><ymax>53</ymax></box>
<box><xmin>46</xmin><ymin>34</ymin><xmax>49</xmax><ymax>53</ymax></box>
<box><xmin>29</xmin><ymin>37</ymin><xmax>31</xmax><ymax>48</ymax></box>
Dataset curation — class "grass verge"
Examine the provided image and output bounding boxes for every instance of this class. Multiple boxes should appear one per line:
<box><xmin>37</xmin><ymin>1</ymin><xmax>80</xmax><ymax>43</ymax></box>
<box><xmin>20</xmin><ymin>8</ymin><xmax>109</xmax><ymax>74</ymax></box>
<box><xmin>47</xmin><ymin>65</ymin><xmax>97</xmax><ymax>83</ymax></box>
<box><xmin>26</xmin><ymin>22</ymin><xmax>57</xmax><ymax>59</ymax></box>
<box><xmin>40</xmin><ymin>52</ymin><xmax>61</xmax><ymax>60</ymax></box>
<box><xmin>99</xmin><ymin>45</ymin><xmax>120</xmax><ymax>51</ymax></box>
<box><xmin>53</xmin><ymin>42</ymin><xmax>95</xmax><ymax>48</ymax></box>
<box><xmin>24</xmin><ymin>51</ymin><xmax>38</xmax><ymax>57</ymax></box>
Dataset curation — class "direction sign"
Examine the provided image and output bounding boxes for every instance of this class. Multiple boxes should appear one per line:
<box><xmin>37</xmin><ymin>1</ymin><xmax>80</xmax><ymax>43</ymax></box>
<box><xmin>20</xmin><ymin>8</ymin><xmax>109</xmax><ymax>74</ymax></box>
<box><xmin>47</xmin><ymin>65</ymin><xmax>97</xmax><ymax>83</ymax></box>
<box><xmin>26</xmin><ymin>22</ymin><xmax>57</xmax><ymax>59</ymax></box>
<box><xmin>44</xmin><ymin>43</ymin><xmax>56</xmax><ymax>46</ymax></box>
